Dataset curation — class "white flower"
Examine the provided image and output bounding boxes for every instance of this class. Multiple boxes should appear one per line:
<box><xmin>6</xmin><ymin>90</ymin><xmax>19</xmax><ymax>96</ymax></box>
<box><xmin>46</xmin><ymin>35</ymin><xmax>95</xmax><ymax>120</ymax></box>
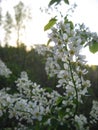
<box><xmin>45</xmin><ymin>57</ymin><xmax>60</xmax><ymax>77</ymax></box>
<box><xmin>90</xmin><ymin>100</ymin><xmax>98</xmax><ymax>123</ymax></box>
<box><xmin>0</xmin><ymin>59</ymin><xmax>12</xmax><ymax>77</ymax></box>
<box><xmin>75</xmin><ymin>114</ymin><xmax>88</xmax><ymax>130</ymax></box>
<box><xmin>32</xmin><ymin>105</ymin><xmax>44</xmax><ymax>121</ymax></box>
<box><xmin>63</xmin><ymin>33</ymin><xmax>68</xmax><ymax>40</ymax></box>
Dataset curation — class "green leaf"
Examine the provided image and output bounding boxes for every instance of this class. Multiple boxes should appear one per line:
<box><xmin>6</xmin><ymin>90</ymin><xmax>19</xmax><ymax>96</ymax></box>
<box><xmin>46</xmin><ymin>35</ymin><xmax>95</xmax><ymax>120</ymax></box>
<box><xmin>47</xmin><ymin>39</ymin><xmax>51</xmax><ymax>46</ymax></box>
<box><xmin>48</xmin><ymin>0</ymin><xmax>61</xmax><ymax>7</ymax></box>
<box><xmin>44</xmin><ymin>17</ymin><xmax>57</xmax><ymax>31</ymax></box>
<box><xmin>89</xmin><ymin>41</ymin><xmax>98</xmax><ymax>53</ymax></box>
<box><xmin>45</xmin><ymin>87</ymin><xmax>53</xmax><ymax>93</ymax></box>
<box><xmin>64</xmin><ymin>16</ymin><xmax>74</xmax><ymax>29</ymax></box>
<box><xmin>48</xmin><ymin>0</ymin><xmax>69</xmax><ymax>7</ymax></box>
<box><xmin>58</xmin><ymin>108</ymin><xmax>66</xmax><ymax>118</ymax></box>
<box><xmin>56</xmin><ymin>96</ymin><xmax>63</xmax><ymax>106</ymax></box>
<box><xmin>64</xmin><ymin>0</ymin><xmax>69</xmax><ymax>4</ymax></box>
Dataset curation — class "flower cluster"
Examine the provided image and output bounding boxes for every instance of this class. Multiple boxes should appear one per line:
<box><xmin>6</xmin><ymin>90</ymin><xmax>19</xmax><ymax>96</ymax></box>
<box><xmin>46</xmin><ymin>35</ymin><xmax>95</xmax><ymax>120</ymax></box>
<box><xmin>43</xmin><ymin>19</ymin><xmax>91</xmax><ymax>103</ymax></box>
<box><xmin>0</xmin><ymin>18</ymin><xmax>98</xmax><ymax>130</ymax></box>
<box><xmin>74</xmin><ymin>114</ymin><xmax>89</xmax><ymax>130</ymax></box>
<box><xmin>0</xmin><ymin>71</ymin><xmax>62</xmax><ymax>129</ymax></box>
<box><xmin>90</xmin><ymin>100</ymin><xmax>98</xmax><ymax>124</ymax></box>
<box><xmin>75</xmin><ymin>23</ymin><xmax>98</xmax><ymax>47</ymax></box>
<box><xmin>35</xmin><ymin>18</ymin><xmax>98</xmax><ymax>129</ymax></box>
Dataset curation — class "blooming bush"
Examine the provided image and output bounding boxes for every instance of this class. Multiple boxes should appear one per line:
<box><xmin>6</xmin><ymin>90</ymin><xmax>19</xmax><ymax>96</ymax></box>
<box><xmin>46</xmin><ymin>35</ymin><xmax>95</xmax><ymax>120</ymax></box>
<box><xmin>0</xmin><ymin>18</ymin><xmax>98</xmax><ymax>130</ymax></box>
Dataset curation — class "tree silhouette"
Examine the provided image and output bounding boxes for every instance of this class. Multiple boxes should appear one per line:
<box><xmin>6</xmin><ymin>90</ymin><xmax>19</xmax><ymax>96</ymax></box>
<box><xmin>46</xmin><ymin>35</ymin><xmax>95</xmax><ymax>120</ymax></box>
<box><xmin>14</xmin><ymin>1</ymin><xmax>31</xmax><ymax>47</ymax></box>
<box><xmin>3</xmin><ymin>11</ymin><xmax>13</xmax><ymax>45</ymax></box>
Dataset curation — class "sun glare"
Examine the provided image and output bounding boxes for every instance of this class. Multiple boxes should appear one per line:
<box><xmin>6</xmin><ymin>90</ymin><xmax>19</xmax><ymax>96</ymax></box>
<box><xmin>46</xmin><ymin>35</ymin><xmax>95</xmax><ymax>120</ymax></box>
<box><xmin>81</xmin><ymin>47</ymin><xmax>98</xmax><ymax>66</ymax></box>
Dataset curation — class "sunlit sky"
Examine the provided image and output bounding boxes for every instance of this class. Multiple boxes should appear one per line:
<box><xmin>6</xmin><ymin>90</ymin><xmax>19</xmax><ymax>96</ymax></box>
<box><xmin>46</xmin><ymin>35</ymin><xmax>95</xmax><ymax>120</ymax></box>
<box><xmin>1</xmin><ymin>0</ymin><xmax>98</xmax><ymax>65</ymax></box>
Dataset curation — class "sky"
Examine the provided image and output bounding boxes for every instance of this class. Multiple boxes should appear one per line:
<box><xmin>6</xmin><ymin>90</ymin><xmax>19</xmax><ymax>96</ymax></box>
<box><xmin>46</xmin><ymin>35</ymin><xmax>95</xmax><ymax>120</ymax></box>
<box><xmin>0</xmin><ymin>0</ymin><xmax>98</xmax><ymax>65</ymax></box>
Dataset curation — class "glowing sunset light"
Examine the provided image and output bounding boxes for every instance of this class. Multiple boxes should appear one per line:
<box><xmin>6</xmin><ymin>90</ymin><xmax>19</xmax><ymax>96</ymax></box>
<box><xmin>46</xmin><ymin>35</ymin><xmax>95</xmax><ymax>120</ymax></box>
<box><xmin>0</xmin><ymin>0</ymin><xmax>98</xmax><ymax>65</ymax></box>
